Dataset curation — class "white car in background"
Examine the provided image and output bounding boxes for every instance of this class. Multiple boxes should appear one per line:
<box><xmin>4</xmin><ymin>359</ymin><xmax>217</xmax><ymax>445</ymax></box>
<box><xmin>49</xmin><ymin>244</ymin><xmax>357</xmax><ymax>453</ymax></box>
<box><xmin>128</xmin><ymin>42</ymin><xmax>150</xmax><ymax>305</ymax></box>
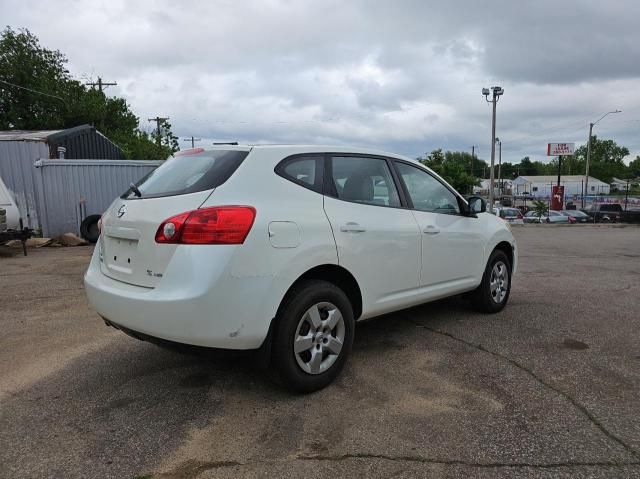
<box><xmin>524</xmin><ymin>210</ymin><xmax>573</xmax><ymax>224</ymax></box>
<box><xmin>85</xmin><ymin>145</ymin><xmax>517</xmax><ymax>392</ymax></box>
<box><xmin>0</xmin><ymin>175</ymin><xmax>20</xmax><ymax>230</ymax></box>
<box><xmin>493</xmin><ymin>207</ymin><xmax>525</xmax><ymax>225</ymax></box>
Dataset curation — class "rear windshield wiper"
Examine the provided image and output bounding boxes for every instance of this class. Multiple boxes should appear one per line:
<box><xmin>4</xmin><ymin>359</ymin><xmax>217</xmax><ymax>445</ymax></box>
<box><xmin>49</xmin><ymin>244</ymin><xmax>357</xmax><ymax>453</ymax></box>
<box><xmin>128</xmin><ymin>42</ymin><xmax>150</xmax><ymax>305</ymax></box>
<box><xmin>129</xmin><ymin>182</ymin><xmax>142</xmax><ymax>198</ymax></box>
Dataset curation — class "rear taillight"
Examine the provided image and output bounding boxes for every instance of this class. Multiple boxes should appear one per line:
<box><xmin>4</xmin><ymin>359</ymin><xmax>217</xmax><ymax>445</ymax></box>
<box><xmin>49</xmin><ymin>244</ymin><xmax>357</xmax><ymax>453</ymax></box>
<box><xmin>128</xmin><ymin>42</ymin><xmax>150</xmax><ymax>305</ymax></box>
<box><xmin>155</xmin><ymin>206</ymin><xmax>256</xmax><ymax>244</ymax></box>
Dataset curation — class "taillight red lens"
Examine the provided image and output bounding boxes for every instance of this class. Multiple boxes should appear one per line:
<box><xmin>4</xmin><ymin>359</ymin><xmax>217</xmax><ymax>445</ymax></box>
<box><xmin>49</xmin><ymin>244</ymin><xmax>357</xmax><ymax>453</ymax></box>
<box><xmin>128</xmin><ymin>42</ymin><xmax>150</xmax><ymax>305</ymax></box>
<box><xmin>155</xmin><ymin>206</ymin><xmax>256</xmax><ymax>244</ymax></box>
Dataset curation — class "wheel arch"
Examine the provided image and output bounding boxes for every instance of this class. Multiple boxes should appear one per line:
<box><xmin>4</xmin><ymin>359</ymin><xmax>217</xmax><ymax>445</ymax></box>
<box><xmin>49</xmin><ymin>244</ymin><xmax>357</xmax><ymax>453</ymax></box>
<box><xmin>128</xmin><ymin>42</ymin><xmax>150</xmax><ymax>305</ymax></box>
<box><xmin>493</xmin><ymin>240</ymin><xmax>514</xmax><ymax>272</ymax></box>
<box><xmin>277</xmin><ymin>264</ymin><xmax>363</xmax><ymax>321</ymax></box>
<box><xmin>255</xmin><ymin>264</ymin><xmax>362</xmax><ymax>367</ymax></box>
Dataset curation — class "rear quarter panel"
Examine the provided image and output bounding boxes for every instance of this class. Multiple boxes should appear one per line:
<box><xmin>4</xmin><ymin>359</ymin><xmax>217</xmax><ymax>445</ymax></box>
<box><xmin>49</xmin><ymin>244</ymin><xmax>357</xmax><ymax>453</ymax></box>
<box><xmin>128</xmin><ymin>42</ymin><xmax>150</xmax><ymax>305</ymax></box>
<box><xmin>200</xmin><ymin>149</ymin><xmax>339</xmax><ymax>323</ymax></box>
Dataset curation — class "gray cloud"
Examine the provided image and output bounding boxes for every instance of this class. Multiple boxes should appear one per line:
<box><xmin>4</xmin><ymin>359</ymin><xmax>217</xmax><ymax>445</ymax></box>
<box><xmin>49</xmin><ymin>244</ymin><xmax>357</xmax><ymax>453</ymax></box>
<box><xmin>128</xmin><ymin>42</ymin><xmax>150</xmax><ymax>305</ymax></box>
<box><xmin>2</xmin><ymin>0</ymin><xmax>640</xmax><ymax>163</ymax></box>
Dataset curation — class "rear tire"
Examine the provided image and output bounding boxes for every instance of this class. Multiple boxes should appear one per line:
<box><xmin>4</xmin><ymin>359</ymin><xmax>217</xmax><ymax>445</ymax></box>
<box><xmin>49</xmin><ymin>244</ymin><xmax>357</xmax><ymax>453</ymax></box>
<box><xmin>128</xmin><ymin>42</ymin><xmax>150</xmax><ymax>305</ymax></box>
<box><xmin>271</xmin><ymin>280</ymin><xmax>354</xmax><ymax>393</ymax></box>
<box><xmin>470</xmin><ymin>250</ymin><xmax>512</xmax><ymax>313</ymax></box>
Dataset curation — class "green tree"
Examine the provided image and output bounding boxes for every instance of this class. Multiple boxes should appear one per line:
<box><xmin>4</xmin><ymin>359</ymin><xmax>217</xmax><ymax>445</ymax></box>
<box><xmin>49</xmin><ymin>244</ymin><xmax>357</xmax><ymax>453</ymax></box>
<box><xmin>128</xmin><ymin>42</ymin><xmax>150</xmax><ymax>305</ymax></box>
<box><xmin>0</xmin><ymin>27</ymin><xmax>177</xmax><ymax>160</ymax></box>
<box><xmin>573</xmin><ymin>135</ymin><xmax>629</xmax><ymax>183</ymax></box>
<box><xmin>421</xmin><ymin>149</ymin><xmax>479</xmax><ymax>193</ymax></box>
<box><xmin>532</xmin><ymin>200</ymin><xmax>548</xmax><ymax>222</ymax></box>
<box><xmin>150</xmin><ymin>118</ymin><xmax>179</xmax><ymax>153</ymax></box>
<box><xmin>0</xmin><ymin>27</ymin><xmax>70</xmax><ymax>129</ymax></box>
<box><xmin>628</xmin><ymin>156</ymin><xmax>640</xmax><ymax>178</ymax></box>
<box><xmin>518</xmin><ymin>157</ymin><xmax>537</xmax><ymax>176</ymax></box>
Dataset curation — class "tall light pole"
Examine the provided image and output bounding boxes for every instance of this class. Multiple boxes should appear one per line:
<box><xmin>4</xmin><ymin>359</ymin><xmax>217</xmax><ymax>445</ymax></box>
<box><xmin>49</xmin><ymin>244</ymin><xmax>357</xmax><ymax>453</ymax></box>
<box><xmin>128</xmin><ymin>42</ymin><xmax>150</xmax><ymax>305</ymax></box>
<box><xmin>583</xmin><ymin>109</ymin><xmax>621</xmax><ymax>207</ymax></box>
<box><xmin>483</xmin><ymin>86</ymin><xmax>504</xmax><ymax>212</ymax></box>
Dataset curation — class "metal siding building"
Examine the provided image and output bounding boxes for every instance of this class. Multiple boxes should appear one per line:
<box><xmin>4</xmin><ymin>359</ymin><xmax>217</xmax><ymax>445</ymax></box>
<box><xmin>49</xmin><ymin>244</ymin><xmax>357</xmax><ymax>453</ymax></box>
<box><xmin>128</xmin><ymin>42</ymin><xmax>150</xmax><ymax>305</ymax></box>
<box><xmin>33</xmin><ymin>159</ymin><xmax>161</xmax><ymax>237</ymax></box>
<box><xmin>45</xmin><ymin>125</ymin><xmax>125</xmax><ymax>160</ymax></box>
<box><xmin>0</xmin><ymin>125</ymin><xmax>125</xmax><ymax>230</ymax></box>
<box><xmin>512</xmin><ymin>175</ymin><xmax>610</xmax><ymax>198</ymax></box>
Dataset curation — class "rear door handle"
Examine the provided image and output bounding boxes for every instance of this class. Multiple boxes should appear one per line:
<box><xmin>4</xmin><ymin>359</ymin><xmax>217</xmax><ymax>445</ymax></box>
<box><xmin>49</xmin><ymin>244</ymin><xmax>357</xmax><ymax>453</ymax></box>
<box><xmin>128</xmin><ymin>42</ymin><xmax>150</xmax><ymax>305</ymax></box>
<box><xmin>423</xmin><ymin>225</ymin><xmax>440</xmax><ymax>235</ymax></box>
<box><xmin>340</xmin><ymin>222</ymin><xmax>367</xmax><ymax>233</ymax></box>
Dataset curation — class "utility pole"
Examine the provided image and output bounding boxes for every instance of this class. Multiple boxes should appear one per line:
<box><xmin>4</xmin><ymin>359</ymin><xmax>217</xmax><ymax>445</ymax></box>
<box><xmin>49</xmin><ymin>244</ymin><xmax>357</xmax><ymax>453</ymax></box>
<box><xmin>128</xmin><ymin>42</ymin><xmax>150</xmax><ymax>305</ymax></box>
<box><xmin>495</xmin><ymin>138</ymin><xmax>502</xmax><ymax>197</ymax></box>
<box><xmin>148</xmin><ymin>116</ymin><xmax>169</xmax><ymax>146</ymax></box>
<box><xmin>183</xmin><ymin>136</ymin><xmax>202</xmax><ymax>149</ymax></box>
<box><xmin>85</xmin><ymin>77</ymin><xmax>117</xmax><ymax>93</ymax></box>
<box><xmin>470</xmin><ymin>145</ymin><xmax>477</xmax><ymax>175</ymax></box>
<box><xmin>470</xmin><ymin>145</ymin><xmax>477</xmax><ymax>195</ymax></box>
<box><xmin>483</xmin><ymin>86</ymin><xmax>504</xmax><ymax>213</ymax></box>
<box><xmin>625</xmin><ymin>179</ymin><xmax>630</xmax><ymax>211</ymax></box>
<box><xmin>584</xmin><ymin>109</ymin><xmax>621</xmax><ymax>208</ymax></box>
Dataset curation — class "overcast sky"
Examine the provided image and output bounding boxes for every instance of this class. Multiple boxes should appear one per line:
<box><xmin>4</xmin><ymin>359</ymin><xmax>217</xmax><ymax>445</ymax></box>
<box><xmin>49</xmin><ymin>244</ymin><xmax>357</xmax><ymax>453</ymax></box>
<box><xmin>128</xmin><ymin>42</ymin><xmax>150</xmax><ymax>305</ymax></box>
<box><xmin>3</xmin><ymin>0</ymin><xmax>640</xmax><ymax>163</ymax></box>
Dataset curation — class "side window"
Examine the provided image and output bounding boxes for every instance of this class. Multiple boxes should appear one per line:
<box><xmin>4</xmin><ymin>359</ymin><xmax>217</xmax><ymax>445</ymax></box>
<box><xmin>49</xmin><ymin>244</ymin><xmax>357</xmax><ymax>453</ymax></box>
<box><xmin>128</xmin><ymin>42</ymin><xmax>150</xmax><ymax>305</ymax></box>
<box><xmin>395</xmin><ymin>162</ymin><xmax>460</xmax><ymax>214</ymax></box>
<box><xmin>275</xmin><ymin>155</ymin><xmax>323</xmax><ymax>193</ymax></box>
<box><xmin>330</xmin><ymin>156</ymin><xmax>401</xmax><ymax>207</ymax></box>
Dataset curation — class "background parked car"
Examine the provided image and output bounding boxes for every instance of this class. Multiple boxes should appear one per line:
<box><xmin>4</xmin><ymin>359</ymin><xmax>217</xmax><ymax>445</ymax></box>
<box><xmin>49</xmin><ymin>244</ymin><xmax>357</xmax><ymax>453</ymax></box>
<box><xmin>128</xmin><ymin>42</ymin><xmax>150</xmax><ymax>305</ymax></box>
<box><xmin>582</xmin><ymin>203</ymin><xmax>622</xmax><ymax>223</ymax></box>
<box><xmin>493</xmin><ymin>207</ymin><xmax>525</xmax><ymax>225</ymax></box>
<box><xmin>561</xmin><ymin>210</ymin><xmax>590</xmax><ymax>223</ymax></box>
<box><xmin>524</xmin><ymin>210</ymin><xmax>573</xmax><ymax>224</ymax></box>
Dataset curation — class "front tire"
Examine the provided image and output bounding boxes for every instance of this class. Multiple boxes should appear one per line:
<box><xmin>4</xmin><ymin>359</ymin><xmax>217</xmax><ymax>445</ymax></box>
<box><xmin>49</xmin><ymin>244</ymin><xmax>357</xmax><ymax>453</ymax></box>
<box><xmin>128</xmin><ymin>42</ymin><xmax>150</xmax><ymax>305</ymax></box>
<box><xmin>470</xmin><ymin>250</ymin><xmax>512</xmax><ymax>313</ymax></box>
<box><xmin>272</xmin><ymin>280</ymin><xmax>354</xmax><ymax>393</ymax></box>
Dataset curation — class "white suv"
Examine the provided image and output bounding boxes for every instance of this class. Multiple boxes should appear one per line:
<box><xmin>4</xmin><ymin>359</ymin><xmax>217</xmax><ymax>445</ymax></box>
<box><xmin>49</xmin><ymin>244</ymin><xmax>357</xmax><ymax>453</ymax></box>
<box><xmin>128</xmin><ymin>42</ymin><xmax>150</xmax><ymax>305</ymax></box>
<box><xmin>85</xmin><ymin>145</ymin><xmax>517</xmax><ymax>392</ymax></box>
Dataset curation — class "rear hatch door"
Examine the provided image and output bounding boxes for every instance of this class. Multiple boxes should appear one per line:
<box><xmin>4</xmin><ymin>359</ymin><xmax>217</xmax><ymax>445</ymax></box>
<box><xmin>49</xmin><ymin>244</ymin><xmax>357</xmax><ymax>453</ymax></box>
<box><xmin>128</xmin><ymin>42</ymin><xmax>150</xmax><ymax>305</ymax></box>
<box><xmin>99</xmin><ymin>147</ymin><xmax>250</xmax><ymax>288</ymax></box>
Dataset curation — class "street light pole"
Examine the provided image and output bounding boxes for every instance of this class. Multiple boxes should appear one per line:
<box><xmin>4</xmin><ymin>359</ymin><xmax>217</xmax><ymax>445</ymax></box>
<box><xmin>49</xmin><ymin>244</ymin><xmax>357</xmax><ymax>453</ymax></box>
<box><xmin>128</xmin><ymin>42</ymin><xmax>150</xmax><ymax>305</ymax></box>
<box><xmin>584</xmin><ymin>122</ymin><xmax>594</xmax><ymax>208</ymax></box>
<box><xmin>483</xmin><ymin>87</ymin><xmax>504</xmax><ymax>213</ymax></box>
<box><xmin>583</xmin><ymin>109</ymin><xmax>621</xmax><ymax>208</ymax></box>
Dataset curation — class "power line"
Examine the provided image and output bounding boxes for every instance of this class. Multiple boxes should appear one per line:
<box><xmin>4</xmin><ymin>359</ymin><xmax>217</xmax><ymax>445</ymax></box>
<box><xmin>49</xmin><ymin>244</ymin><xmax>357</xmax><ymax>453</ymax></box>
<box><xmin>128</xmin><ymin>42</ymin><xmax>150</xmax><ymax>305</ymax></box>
<box><xmin>0</xmin><ymin>78</ymin><xmax>67</xmax><ymax>105</ymax></box>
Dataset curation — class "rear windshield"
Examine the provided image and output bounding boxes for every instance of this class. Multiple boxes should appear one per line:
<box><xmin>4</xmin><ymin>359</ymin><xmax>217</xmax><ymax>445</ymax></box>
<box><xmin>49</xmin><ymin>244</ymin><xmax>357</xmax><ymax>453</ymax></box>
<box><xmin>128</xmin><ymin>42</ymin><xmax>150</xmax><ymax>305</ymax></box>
<box><xmin>122</xmin><ymin>149</ymin><xmax>249</xmax><ymax>199</ymax></box>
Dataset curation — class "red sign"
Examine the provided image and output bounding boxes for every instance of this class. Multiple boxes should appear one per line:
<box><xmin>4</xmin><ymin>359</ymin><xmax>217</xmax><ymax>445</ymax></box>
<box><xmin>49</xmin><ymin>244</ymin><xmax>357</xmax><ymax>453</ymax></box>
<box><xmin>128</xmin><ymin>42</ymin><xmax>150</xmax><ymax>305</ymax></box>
<box><xmin>551</xmin><ymin>185</ymin><xmax>565</xmax><ymax>210</ymax></box>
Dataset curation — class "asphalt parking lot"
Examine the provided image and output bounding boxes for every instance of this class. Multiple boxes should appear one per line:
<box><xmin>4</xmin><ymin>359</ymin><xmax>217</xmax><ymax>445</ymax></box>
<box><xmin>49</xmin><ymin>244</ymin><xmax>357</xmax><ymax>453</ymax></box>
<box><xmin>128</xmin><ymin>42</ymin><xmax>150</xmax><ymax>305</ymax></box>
<box><xmin>1</xmin><ymin>225</ymin><xmax>639</xmax><ymax>479</ymax></box>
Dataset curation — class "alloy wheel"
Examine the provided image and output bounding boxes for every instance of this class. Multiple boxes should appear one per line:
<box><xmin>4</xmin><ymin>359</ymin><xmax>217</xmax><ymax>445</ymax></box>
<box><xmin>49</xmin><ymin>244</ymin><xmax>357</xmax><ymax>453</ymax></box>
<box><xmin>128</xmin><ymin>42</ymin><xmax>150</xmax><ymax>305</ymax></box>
<box><xmin>490</xmin><ymin>261</ymin><xmax>509</xmax><ymax>304</ymax></box>
<box><xmin>293</xmin><ymin>302</ymin><xmax>345</xmax><ymax>375</ymax></box>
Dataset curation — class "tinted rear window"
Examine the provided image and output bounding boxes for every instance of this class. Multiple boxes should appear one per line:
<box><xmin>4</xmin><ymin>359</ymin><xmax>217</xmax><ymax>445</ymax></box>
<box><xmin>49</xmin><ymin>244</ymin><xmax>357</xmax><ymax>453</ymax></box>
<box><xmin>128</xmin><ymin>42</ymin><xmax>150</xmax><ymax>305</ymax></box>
<box><xmin>122</xmin><ymin>149</ymin><xmax>249</xmax><ymax>199</ymax></box>
<box><xmin>600</xmin><ymin>204</ymin><xmax>622</xmax><ymax>211</ymax></box>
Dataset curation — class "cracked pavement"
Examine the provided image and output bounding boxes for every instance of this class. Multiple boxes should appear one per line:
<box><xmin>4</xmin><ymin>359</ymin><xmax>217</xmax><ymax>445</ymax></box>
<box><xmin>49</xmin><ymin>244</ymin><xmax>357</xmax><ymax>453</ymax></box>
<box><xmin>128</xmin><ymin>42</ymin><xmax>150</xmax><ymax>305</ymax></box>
<box><xmin>1</xmin><ymin>225</ymin><xmax>639</xmax><ymax>478</ymax></box>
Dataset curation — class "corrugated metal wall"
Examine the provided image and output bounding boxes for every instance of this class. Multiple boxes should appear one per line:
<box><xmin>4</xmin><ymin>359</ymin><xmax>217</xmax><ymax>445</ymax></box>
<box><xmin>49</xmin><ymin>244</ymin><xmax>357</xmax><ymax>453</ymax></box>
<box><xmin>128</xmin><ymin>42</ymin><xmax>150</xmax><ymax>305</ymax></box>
<box><xmin>0</xmin><ymin>140</ymin><xmax>50</xmax><ymax>229</ymax></box>
<box><xmin>33</xmin><ymin>159</ymin><xmax>161</xmax><ymax>237</ymax></box>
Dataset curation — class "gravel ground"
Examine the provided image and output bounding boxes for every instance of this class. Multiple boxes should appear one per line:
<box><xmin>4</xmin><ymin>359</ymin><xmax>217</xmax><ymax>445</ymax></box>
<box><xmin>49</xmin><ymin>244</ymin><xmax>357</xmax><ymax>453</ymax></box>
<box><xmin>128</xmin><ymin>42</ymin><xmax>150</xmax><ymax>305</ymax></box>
<box><xmin>1</xmin><ymin>225</ymin><xmax>639</xmax><ymax>479</ymax></box>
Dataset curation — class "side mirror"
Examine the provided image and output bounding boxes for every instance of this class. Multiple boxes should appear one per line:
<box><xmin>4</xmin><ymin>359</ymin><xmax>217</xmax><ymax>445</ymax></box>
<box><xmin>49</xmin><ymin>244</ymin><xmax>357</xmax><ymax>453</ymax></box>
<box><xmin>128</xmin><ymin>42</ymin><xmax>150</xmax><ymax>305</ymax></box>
<box><xmin>467</xmin><ymin>196</ymin><xmax>486</xmax><ymax>214</ymax></box>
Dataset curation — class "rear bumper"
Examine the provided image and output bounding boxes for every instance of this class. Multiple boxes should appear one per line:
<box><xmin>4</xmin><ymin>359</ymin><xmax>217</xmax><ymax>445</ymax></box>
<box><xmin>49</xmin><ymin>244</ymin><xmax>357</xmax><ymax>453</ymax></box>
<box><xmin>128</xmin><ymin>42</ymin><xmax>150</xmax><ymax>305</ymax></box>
<box><xmin>84</xmin><ymin>243</ymin><xmax>274</xmax><ymax>349</ymax></box>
